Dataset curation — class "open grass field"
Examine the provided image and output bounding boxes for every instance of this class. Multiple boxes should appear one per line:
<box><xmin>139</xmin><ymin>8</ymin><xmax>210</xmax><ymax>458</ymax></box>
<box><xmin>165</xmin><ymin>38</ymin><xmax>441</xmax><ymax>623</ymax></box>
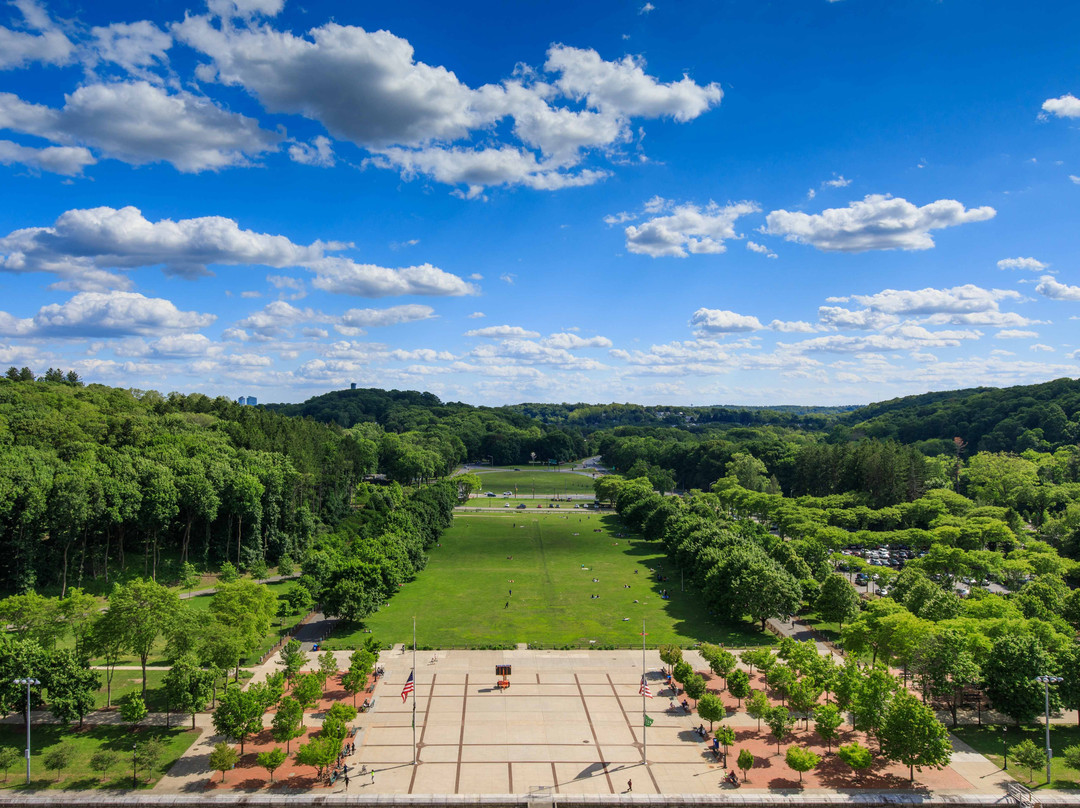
<box><xmin>331</xmin><ymin>510</ymin><xmax>773</xmax><ymax>650</ymax></box>
<box><xmin>458</xmin><ymin>499</ymin><xmax>601</xmax><ymax>510</ymax></box>
<box><xmin>952</xmin><ymin>724</ymin><xmax>1080</xmax><ymax>790</ymax></box>
<box><xmin>472</xmin><ymin>469</ymin><xmax>599</xmax><ymax>496</ymax></box>
<box><xmin>0</xmin><ymin>723</ymin><xmax>201</xmax><ymax>790</ymax></box>
<box><xmin>92</xmin><ymin>668</ymin><xmax>252</xmax><ymax>712</ymax></box>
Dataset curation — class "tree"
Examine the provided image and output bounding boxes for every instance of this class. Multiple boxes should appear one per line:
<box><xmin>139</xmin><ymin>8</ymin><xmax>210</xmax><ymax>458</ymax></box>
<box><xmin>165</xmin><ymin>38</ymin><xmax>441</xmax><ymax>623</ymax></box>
<box><xmin>728</xmin><ymin>669</ymin><xmax>750</xmax><ymax>707</ymax></box>
<box><xmin>1010</xmin><ymin>739</ymin><xmax>1047</xmax><ymax>784</ymax></box>
<box><xmin>89</xmin><ymin>749</ymin><xmax>120</xmax><ymax>783</ymax></box>
<box><xmin>838</xmin><ymin>741</ymin><xmax>873</xmax><ymax>781</ymax></box>
<box><xmin>878</xmin><ymin>690</ymin><xmax>952</xmax><ymax>781</ymax></box>
<box><xmin>342</xmin><ymin>648</ymin><xmax>375</xmax><ymax>707</ymax></box>
<box><xmin>318</xmin><ymin>649</ymin><xmax>339</xmax><ymax>689</ymax></box>
<box><xmin>209</xmin><ymin>742</ymin><xmax>239</xmax><ymax>782</ymax></box>
<box><xmin>295</xmin><ymin>735</ymin><xmax>339</xmax><ymax>782</ymax></box>
<box><xmin>764</xmin><ymin>706</ymin><xmax>796</xmax><ymax>755</ymax></box>
<box><xmin>44</xmin><ymin>649</ymin><xmax>100</xmax><ymax>728</ymax></box>
<box><xmin>292</xmin><ymin>672</ymin><xmax>323</xmax><ymax>721</ymax></box>
<box><xmin>658</xmin><ymin>644</ymin><xmax>683</xmax><ymax>674</ymax></box>
<box><xmin>119</xmin><ymin>693</ymin><xmax>148</xmax><ymax>730</ymax></box>
<box><xmin>219</xmin><ymin>561</ymin><xmax>240</xmax><ymax>583</ymax></box>
<box><xmin>737</xmin><ymin>749</ymin><xmax>754</xmax><ymax>782</ymax></box>
<box><xmin>983</xmin><ymin>635</ymin><xmax>1055</xmax><ymax>725</ymax></box>
<box><xmin>697</xmin><ymin>692</ymin><xmax>725</xmax><ymax>730</ymax></box>
<box><xmin>746</xmin><ymin>689</ymin><xmax>770</xmax><ymax>731</ymax></box>
<box><xmin>278</xmin><ymin>639</ymin><xmax>307</xmax><ymax>682</ymax></box>
<box><xmin>59</xmin><ymin>588</ymin><xmax>100</xmax><ymax>657</ymax></box>
<box><xmin>767</xmin><ymin>664</ymin><xmax>795</xmax><ymax>705</ymax></box>
<box><xmin>325</xmin><ymin>702</ymin><xmax>358</xmax><ymax>723</ymax></box>
<box><xmin>108</xmin><ymin>578</ymin><xmax>179</xmax><ymax>701</ymax></box>
<box><xmin>912</xmin><ymin>629</ymin><xmax>981</xmax><ymax>727</ymax></box>
<box><xmin>271</xmin><ymin>696</ymin><xmax>305</xmax><ymax>753</ymax></box>
<box><xmin>852</xmin><ymin>667</ymin><xmax>898</xmax><ymax>740</ymax></box>
<box><xmin>672</xmin><ymin>660</ymin><xmax>692</xmax><ymax>687</ymax></box>
<box><xmin>815</xmin><ymin>574</ymin><xmax>861</xmax><ymax>630</ymax></box>
<box><xmin>785</xmin><ymin>745</ymin><xmax>820</xmax><ymax>784</ymax></box>
<box><xmin>87</xmin><ymin>609</ymin><xmax>127</xmax><ymax>708</ymax></box>
<box><xmin>43</xmin><ymin>742</ymin><xmax>75</xmax><ymax>781</ymax></box>
<box><xmin>704</xmin><ymin>647</ymin><xmax>736</xmax><ymax>689</ymax></box>
<box><xmin>0</xmin><ymin>747</ymin><xmax>20</xmax><ymax>782</ymax></box>
<box><xmin>164</xmin><ymin>654</ymin><xmax>215</xmax><ymax>729</ymax></box>
<box><xmin>715</xmin><ymin>725</ymin><xmax>735</xmax><ymax>757</ymax></box>
<box><xmin>257</xmin><ymin>747</ymin><xmax>288</xmax><ymax>783</ymax></box>
<box><xmin>1061</xmin><ymin>744</ymin><xmax>1080</xmax><ymax>778</ymax></box>
<box><xmin>212</xmin><ymin>685</ymin><xmax>264</xmax><ymax>754</ymax></box>
<box><xmin>813</xmin><ymin>703</ymin><xmax>843</xmax><ymax>754</ymax></box>
<box><xmin>684</xmin><ymin>672</ymin><xmax>707</xmax><ymax>706</ymax></box>
<box><xmin>209</xmin><ymin>580</ymin><xmax>276</xmax><ymax>679</ymax></box>
<box><xmin>739</xmin><ymin>648</ymin><xmax>772</xmax><ymax>675</ymax></box>
<box><xmin>788</xmin><ymin>678</ymin><xmax>823</xmax><ymax>729</ymax></box>
<box><xmin>136</xmin><ymin>736</ymin><xmax>166</xmax><ymax>783</ymax></box>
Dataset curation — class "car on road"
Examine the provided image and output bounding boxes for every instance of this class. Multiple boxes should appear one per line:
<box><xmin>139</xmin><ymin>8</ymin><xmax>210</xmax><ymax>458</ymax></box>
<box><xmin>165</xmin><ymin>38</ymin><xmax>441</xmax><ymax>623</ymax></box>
<box><xmin>516</xmin><ymin>503</ymin><xmax>526</xmax><ymax>509</ymax></box>
<box><xmin>485</xmin><ymin>491</ymin><xmax>496</xmax><ymax>497</ymax></box>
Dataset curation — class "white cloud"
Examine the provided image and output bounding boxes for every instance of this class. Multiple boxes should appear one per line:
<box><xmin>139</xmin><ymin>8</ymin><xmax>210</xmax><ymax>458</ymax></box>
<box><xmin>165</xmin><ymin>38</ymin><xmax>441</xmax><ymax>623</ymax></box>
<box><xmin>0</xmin><ymin>82</ymin><xmax>279</xmax><ymax>172</ymax></box>
<box><xmin>0</xmin><ymin>0</ymin><xmax>74</xmax><ymax>70</ymax></box>
<box><xmin>0</xmin><ymin>139</ymin><xmax>95</xmax><ymax>176</ymax></box>
<box><xmin>818</xmin><ymin>306</ymin><xmax>899</xmax><ymax>330</ymax></box>
<box><xmin>849</xmin><ymin>284</ymin><xmax>1019</xmax><ymax>314</ymax></box>
<box><xmin>1036</xmin><ymin>275</ymin><xmax>1080</xmax><ymax>301</ymax></box>
<box><xmin>88</xmin><ymin>21</ymin><xmax>172</xmax><ymax>77</ymax></box>
<box><xmin>690</xmin><ymin>308</ymin><xmax>764</xmax><ymax>333</ymax></box>
<box><xmin>310</xmin><ymin>258</ymin><xmax>476</xmax><ymax>297</ymax></box>
<box><xmin>149</xmin><ymin>333</ymin><xmax>219</xmax><ymax>357</ymax></box>
<box><xmin>639</xmin><ymin>3</ymin><xmax>655</xmax><ymax>13</ymax></box>
<box><xmin>604</xmin><ymin>211</ymin><xmax>635</xmax><ymax>226</ymax></box>
<box><xmin>340</xmin><ymin>304</ymin><xmax>435</xmax><ymax>328</ymax></box>
<box><xmin>1030</xmin><ymin>343</ymin><xmax>1055</xmax><ymax>352</ymax></box>
<box><xmin>1071</xmin><ymin>175</ymin><xmax>1080</xmax><ymax>185</ymax></box>
<box><xmin>235</xmin><ymin>300</ymin><xmax>314</xmax><ymax>338</ymax></box>
<box><xmin>541</xmin><ymin>332</ymin><xmax>613</xmax><ymax>349</ymax></box>
<box><xmin>746</xmin><ymin>240</ymin><xmax>777</xmax><ymax>258</ymax></box>
<box><xmin>995</xmin><ymin>330</ymin><xmax>1039</xmax><ymax>339</ymax></box>
<box><xmin>822</xmin><ymin>175</ymin><xmax>851</xmax><ymax>188</ymax></box>
<box><xmin>1042</xmin><ymin>94</ymin><xmax>1080</xmax><ymax>119</ymax></box>
<box><xmin>769</xmin><ymin>320</ymin><xmax>817</xmax><ymax>333</ymax></box>
<box><xmin>998</xmin><ymin>257</ymin><xmax>1048</xmax><ymax>271</ymax></box>
<box><xmin>625</xmin><ymin>200</ymin><xmax>758</xmax><ymax>257</ymax></box>
<box><xmin>467</xmin><ymin>311</ymin><xmax>485</xmax><ymax>319</ymax></box>
<box><xmin>765</xmin><ymin>194</ymin><xmax>995</xmax><ymax>252</ymax></box>
<box><xmin>465</xmin><ymin>325</ymin><xmax>541</xmax><ymax>339</ymax></box>
<box><xmin>0</xmin><ymin>291</ymin><xmax>214</xmax><ymax>337</ymax></box>
<box><xmin>499</xmin><ymin>273</ymin><xmax>516</xmax><ymax>284</ymax></box>
<box><xmin>288</xmin><ymin>135</ymin><xmax>335</xmax><ymax>167</ymax></box>
<box><xmin>207</xmin><ymin>0</ymin><xmax>284</xmax><ymax>18</ymax></box>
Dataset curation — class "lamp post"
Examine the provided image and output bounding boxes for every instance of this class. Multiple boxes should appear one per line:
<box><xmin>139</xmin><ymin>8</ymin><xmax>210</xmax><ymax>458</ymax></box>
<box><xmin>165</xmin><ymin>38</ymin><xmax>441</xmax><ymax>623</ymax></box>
<box><xmin>1002</xmin><ymin>726</ymin><xmax>1007</xmax><ymax>770</ymax></box>
<box><xmin>132</xmin><ymin>741</ymin><xmax>137</xmax><ymax>789</ymax></box>
<box><xmin>1034</xmin><ymin>675</ymin><xmax>1063</xmax><ymax>785</ymax></box>
<box><xmin>12</xmin><ymin>677</ymin><xmax>40</xmax><ymax>785</ymax></box>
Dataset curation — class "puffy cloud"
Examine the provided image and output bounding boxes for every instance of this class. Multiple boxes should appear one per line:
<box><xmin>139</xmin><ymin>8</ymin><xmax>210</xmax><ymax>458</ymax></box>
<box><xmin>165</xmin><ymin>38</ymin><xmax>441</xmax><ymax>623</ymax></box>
<box><xmin>0</xmin><ymin>291</ymin><xmax>214</xmax><ymax>337</ymax></box>
<box><xmin>765</xmin><ymin>194</ymin><xmax>995</xmax><ymax>252</ymax></box>
<box><xmin>604</xmin><ymin>211</ymin><xmax>635</xmax><ymax>226</ymax></box>
<box><xmin>995</xmin><ymin>330</ymin><xmax>1039</xmax><ymax>339</ymax></box>
<box><xmin>267</xmin><ymin>274</ymin><xmax>305</xmax><ymax>299</ymax></box>
<box><xmin>149</xmin><ymin>333</ymin><xmax>220</xmax><ymax>356</ymax></box>
<box><xmin>288</xmin><ymin>135</ymin><xmax>335</xmax><ymax>167</ymax></box>
<box><xmin>207</xmin><ymin>0</ymin><xmax>284</xmax><ymax>18</ymax></box>
<box><xmin>1042</xmin><ymin>94</ymin><xmax>1080</xmax><ymax>119</ymax></box>
<box><xmin>467</xmin><ymin>311</ymin><xmax>485</xmax><ymax>319</ymax></box>
<box><xmin>0</xmin><ymin>0</ymin><xmax>74</xmax><ymax>70</ymax></box>
<box><xmin>1030</xmin><ymin>344</ymin><xmax>1055</xmax><ymax>352</ymax></box>
<box><xmin>746</xmin><ymin>241</ymin><xmax>777</xmax><ymax>258</ymax></box>
<box><xmin>998</xmin><ymin>256</ymin><xmax>1047</xmax><ymax>271</ymax></box>
<box><xmin>625</xmin><ymin>200</ymin><xmax>758</xmax><ymax>257</ymax></box>
<box><xmin>769</xmin><ymin>319</ymin><xmax>817</xmax><ymax>333</ymax></box>
<box><xmin>849</xmin><ymin>284</ymin><xmax>1019</xmax><ymax>314</ymax></box>
<box><xmin>471</xmin><ymin>339</ymin><xmax>606</xmax><ymax>369</ymax></box>
<box><xmin>782</xmin><ymin>325</ymin><xmax>979</xmax><ymax>354</ymax></box>
<box><xmin>309</xmin><ymin>258</ymin><xmax>476</xmax><ymax>297</ymax></box>
<box><xmin>0</xmin><ymin>206</ymin><xmax>325</xmax><ymax>280</ymax></box>
<box><xmin>235</xmin><ymin>300</ymin><xmax>313</xmax><ymax>338</ymax></box>
<box><xmin>88</xmin><ymin>21</ymin><xmax>172</xmax><ymax>76</ymax></box>
<box><xmin>499</xmin><ymin>273</ymin><xmax>516</xmax><ymax>284</ymax></box>
<box><xmin>0</xmin><ymin>82</ymin><xmax>279</xmax><ymax>172</ymax></box>
<box><xmin>340</xmin><ymin>304</ymin><xmax>435</xmax><ymax>328</ymax></box>
<box><xmin>464</xmin><ymin>325</ymin><xmax>541</xmax><ymax>339</ymax></box>
<box><xmin>0</xmin><ymin>139</ymin><xmax>95</xmax><ymax>176</ymax></box>
<box><xmin>818</xmin><ymin>306</ymin><xmax>899</xmax><ymax>330</ymax></box>
<box><xmin>690</xmin><ymin>308</ymin><xmax>763</xmax><ymax>333</ymax></box>
<box><xmin>822</xmin><ymin>175</ymin><xmax>851</xmax><ymax>188</ymax></box>
<box><xmin>541</xmin><ymin>332</ymin><xmax>613</xmax><ymax>349</ymax></box>
<box><xmin>1035</xmin><ymin>275</ymin><xmax>1080</xmax><ymax>301</ymax></box>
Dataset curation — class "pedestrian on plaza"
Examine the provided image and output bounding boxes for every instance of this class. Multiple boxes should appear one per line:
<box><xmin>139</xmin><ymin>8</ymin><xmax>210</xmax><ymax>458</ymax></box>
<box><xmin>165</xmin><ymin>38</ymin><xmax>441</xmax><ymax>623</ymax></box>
<box><xmin>371</xmin><ymin>770</ymin><xmax>376</xmax><ymax>786</ymax></box>
<box><xmin>627</xmin><ymin>779</ymin><xmax>632</xmax><ymax>792</ymax></box>
<box><xmin>345</xmin><ymin>773</ymin><xmax>350</xmax><ymax>790</ymax></box>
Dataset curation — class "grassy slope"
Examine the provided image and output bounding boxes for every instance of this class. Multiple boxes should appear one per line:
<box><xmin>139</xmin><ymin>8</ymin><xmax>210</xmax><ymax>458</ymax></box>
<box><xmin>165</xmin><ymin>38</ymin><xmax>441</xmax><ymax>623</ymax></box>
<box><xmin>952</xmin><ymin>725</ymin><xmax>1080</xmax><ymax>790</ymax></box>
<box><xmin>333</xmin><ymin>510</ymin><xmax>772</xmax><ymax>649</ymax></box>
<box><xmin>472</xmin><ymin>469</ymin><xmax>599</xmax><ymax>496</ymax></box>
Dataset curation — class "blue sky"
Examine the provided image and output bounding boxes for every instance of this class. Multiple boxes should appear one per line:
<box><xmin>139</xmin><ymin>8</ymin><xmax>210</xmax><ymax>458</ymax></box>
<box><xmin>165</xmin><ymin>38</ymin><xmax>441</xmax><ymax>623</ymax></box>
<box><xmin>1</xmin><ymin>0</ymin><xmax>1079</xmax><ymax>406</ymax></box>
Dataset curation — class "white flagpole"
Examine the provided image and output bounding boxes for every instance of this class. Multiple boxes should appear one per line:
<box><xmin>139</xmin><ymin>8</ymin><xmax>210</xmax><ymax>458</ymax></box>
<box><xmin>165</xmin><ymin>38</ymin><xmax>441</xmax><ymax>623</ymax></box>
<box><xmin>412</xmin><ymin>616</ymin><xmax>417</xmax><ymax>765</ymax></box>
<box><xmin>642</xmin><ymin>618</ymin><xmax>647</xmax><ymax>765</ymax></box>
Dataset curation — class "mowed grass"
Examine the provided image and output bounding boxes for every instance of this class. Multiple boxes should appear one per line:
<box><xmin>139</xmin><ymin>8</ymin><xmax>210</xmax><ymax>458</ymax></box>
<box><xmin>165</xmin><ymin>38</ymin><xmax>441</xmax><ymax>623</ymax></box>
<box><xmin>952</xmin><ymin>725</ymin><xmax>1080</xmax><ymax>789</ymax></box>
<box><xmin>472</xmin><ymin>470</ymin><xmax>599</xmax><ymax>496</ymax></box>
<box><xmin>458</xmin><ymin>500</ymin><xmax>601</xmax><ymax>510</ymax></box>
<box><xmin>335</xmin><ymin>511</ymin><xmax>772</xmax><ymax>649</ymax></box>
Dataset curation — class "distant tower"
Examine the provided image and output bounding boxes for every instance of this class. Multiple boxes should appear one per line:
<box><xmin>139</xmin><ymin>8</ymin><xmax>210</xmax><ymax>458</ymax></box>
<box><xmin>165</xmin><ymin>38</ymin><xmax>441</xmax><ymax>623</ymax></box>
<box><xmin>237</xmin><ymin>396</ymin><xmax>246</xmax><ymax>405</ymax></box>
<box><xmin>351</xmin><ymin>383</ymin><xmax>357</xmax><ymax>390</ymax></box>
<box><xmin>246</xmin><ymin>396</ymin><xmax>257</xmax><ymax>406</ymax></box>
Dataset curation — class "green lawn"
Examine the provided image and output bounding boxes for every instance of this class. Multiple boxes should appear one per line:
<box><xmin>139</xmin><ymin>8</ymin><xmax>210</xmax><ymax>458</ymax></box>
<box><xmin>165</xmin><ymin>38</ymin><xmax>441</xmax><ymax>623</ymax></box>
<box><xmin>472</xmin><ymin>469</ymin><xmax>599</xmax><ymax>496</ymax></box>
<box><xmin>329</xmin><ymin>510</ymin><xmax>773</xmax><ymax>650</ymax></box>
<box><xmin>0</xmin><ymin>723</ymin><xmax>201</xmax><ymax>790</ymax></box>
<box><xmin>952</xmin><ymin>724</ymin><xmax>1080</xmax><ymax>789</ymax></box>
<box><xmin>459</xmin><ymin>499</ymin><xmax>602</xmax><ymax>510</ymax></box>
<box><xmin>94</xmin><ymin>668</ymin><xmax>251</xmax><ymax>712</ymax></box>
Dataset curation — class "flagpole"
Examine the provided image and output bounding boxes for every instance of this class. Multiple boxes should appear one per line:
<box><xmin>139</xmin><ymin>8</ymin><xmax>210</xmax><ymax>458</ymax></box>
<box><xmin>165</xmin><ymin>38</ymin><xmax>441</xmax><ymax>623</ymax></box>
<box><xmin>642</xmin><ymin>618</ymin><xmax>647</xmax><ymax>765</ymax></box>
<box><xmin>412</xmin><ymin>616</ymin><xmax>417</xmax><ymax>765</ymax></box>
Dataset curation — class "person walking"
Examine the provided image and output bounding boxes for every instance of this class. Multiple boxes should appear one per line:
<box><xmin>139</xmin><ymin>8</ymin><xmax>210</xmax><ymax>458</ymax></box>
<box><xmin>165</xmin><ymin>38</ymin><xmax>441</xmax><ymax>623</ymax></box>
<box><xmin>371</xmin><ymin>769</ymin><xmax>376</xmax><ymax>786</ymax></box>
<box><xmin>627</xmin><ymin>779</ymin><xmax>632</xmax><ymax>792</ymax></box>
<box><xmin>344</xmin><ymin>773</ymin><xmax>350</xmax><ymax>791</ymax></box>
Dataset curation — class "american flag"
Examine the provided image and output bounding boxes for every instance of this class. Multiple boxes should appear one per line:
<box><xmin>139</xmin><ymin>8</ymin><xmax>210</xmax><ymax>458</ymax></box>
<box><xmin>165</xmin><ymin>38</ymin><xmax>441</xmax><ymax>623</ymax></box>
<box><xmin>639</xmin><ymin>676</ymin><xmax>653</xmax><ymax>698</ymax></box>
<box><xmin>401</xmin><ymin>671</ymin><xmax>414</xmax><ymax>702</ymax></box>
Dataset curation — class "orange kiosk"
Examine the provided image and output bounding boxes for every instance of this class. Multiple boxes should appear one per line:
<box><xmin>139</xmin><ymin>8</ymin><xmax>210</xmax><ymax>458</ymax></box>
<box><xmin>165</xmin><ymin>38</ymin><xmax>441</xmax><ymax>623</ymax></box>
<box><xmin>496</xmin><ymin>664</ymin><xmax>511</xmax><ymax>690</ymax></box>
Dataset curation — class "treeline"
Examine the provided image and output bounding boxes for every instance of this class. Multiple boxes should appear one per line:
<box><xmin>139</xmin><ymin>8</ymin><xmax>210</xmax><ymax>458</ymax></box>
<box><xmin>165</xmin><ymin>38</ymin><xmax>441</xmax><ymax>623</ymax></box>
<box><xmin>0</xmin><ymin>375</ymin><xmax>375</xmax><ymax>594</ymax></box>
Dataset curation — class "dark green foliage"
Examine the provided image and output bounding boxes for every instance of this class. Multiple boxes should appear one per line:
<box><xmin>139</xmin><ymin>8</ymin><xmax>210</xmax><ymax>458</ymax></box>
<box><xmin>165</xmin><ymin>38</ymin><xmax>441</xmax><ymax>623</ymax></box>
<box><xmin>983</xmin><ymin>635</ymin><xmax>1057</xmax><ymax>725</ymax></box>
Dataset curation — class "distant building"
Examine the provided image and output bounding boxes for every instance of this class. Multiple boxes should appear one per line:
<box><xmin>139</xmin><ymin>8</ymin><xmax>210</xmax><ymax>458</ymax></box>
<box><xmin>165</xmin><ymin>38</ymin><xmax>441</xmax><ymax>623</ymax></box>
<box><xmin>351</xmin><ymin>382</ymin><xmax>357</xmax><ymax>390</ymax></box>
<box><xmin>237</xmin><ymin>396</ymin><xmax>257</xmax><ymax>406</ymax></box>
<box><xmin>237</xmin><ymin>396</ymin><xmax>246</xmax><ymax>405</ymax></box>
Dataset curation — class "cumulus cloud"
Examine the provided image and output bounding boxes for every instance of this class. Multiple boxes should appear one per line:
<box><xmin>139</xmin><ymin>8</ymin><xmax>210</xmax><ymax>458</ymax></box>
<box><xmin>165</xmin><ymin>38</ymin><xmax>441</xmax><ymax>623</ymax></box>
<box><xmin>0</xmin><ymin>139</ymin><xmax>95</xmax><ymax>176</ymax></box>
<box><xmin>0</xmin><ymin>0</ymin><xmax>74</xmax><ymax>70</ymax></box>
<box><xmin>625</xmin><ymin>200</ymin><xmax>758</xmax><ymax>257</ymax></box>
<box><xmin>1042</xmin><ymin>94</ymin><xmax>1080</xmax><ymax>119</ymax></box>
<box><xmin>765</xmin><ymin>194</ymin><xmax>995</xmax><ymax>252</ymax></box>
<box><xmin>235</xmin><ymin>300</ymin><xmax>314</xmax><ymax>338</ymax></box>
<box><xmin>995</xmin><ymin>330</ymin><xmax>1039</xmax><ymax>339</ymax></box>
<box><xmin>467</xmin><ymin>311</ymin><xmax>485</xmax><ymax>319</ymax></box>
<box><xmin>746</xmin><ymin>240</ymin><xmax>777</xmax><ymax>258</ymax></box>
<box><xmin>88</xmin><ymin>21</ymin><xmax>172</xmax><ymax>77</ymax></box>
<box><xmin>464</xmin><ymin>325</ymin><xmax>541</xmax><ymax>339</ymax></box>
<box><xmin>998</xmin><ymin>257</ymin><xmax>1047</xmax><ymax>271</ymax></box>
<box><xmin>1030</xmin><ymin>343</ymin><xmax>1055</xmax><ymax>352</ymax></box>
<box><xmin>309</xmin><ymin>258</ymin><xmax>476</xmax><ymax>297</ymax></box>
<box><xmin>822</xmin><ymin>175</ymin><xmax>851</xmax><ymax>188</ymax></box>
<box><xmin>0</xmin><ymin>82</ymin><xmax>279</xmax><ymax>172</ymax></box>
<box><xmin>1036</xmin><ymin>275</ymin><xmax>1080</xmax><ymax>301</ymax></box>
<box><xmin>288</xmin><ymin>135</ymin><xmax>335</xmax><ymax>167</ymax></box>
<box><xmin>541</xmin><ymin>332</ymin><xmax>613</xmax><ymax>349</ymax></box>
<box><xmin>340</xmin><ymin>304</ymin><xmax>435</xmax><ymax>328</ymax></box>
<box><xmin>690</xmin><ymin>308</ymin><xmax>764</xmax><ymax>333</ymax></box>
<box><xmin>818</xmin><ymin>306</ymin><xmax>899</xmax><ymax>330</ymax></box>
<box><xmin>0</xmin><ymin>291</ymin><xmax>214</xmax><ymax>337</ymax></box>
<box><xmin>769</xmin><ymin>319</ymin><xmax>817</xmax><ymax>333</ymax></box>
<box><xmin>849</xmin><ymin>284</ymin><xmax>1020</xmax><ymax>314</ymax></box>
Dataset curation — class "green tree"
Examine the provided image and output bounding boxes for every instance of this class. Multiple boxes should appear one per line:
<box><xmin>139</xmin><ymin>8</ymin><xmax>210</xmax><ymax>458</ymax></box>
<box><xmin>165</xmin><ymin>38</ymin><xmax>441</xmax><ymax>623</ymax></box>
<box><xmin>703</xmin><ymin>647</ymin><xmax>736</xmax><ymax>689</ymax></box>
<box><xmin>209</xmin><ymin>742</ymin><xmax>239</xmax><ymax>782</ymax></box>
<box><xmin>163</xmin><ymin>654</ymin><xmax>215</xmax><ymax>729</ymax></box>
<box><xmin>912</xmin><ymin>629</ymin><xmax>981</xmax><ymax>727</ymax></box>
<box><xmin>277</xmin><ymin>554</ymin><xmax>294</xmax><ymax>576</ymax></box>
<box><xmin>852</xmin><ymin>667</ymin><xmax>898</xmax><ymax>740</ymax></box>
<box><xmin>684</xmin><ymin>672</ymin><xmax>707</xmax><ymax>706</ymax></box>
<box><xmin>119</xmin><ymin>693</ymin><xmax>148</xmax><ymax>730</ymax></box>
<box><xmin>815</xmin><ymin>573</ymin><xmax>861</xmax><ymax>630</ymax></box>
<box><xmin>838</xmin><ymin>741</ymin><xmax>873</xmax><ymax>781</ymax></box>
<box><xmin>983</xmin><ymin>635</ymin><xmax>1056</xmax><ymax>725</ymax></box>
<box><xmin>219</xmin><ymin>561</ymin><xmax>239</xmax><ymax>584</ymax></box>
<box><xmin>209</xmin><ymin>580</ymin><xmax>276</xmax><ymax>679</ymax></box>
<box><xmin>342</xmin><ymin>648</ymin><xmax>375</xmax><ymax>707</ymax></box>
<box><xmin>318</xmin><ymin>649</ymin><xmax>339</xmax><ymax>689</ymax></box>
<box><xmin>136</xmin><ymin>736</ymin><xmax>166</xmax><ymax>783</ymax></box>
<box><xmin>746</xmin><ymin>689</ymin><xmax>770</xmax><ymax>730</ymax></box>
<box><xmin>278</xmin><ymin>639</ymin><xmax>307</xmax><ymax>682</ymax></box>
<box><xmin>697</xmin><ymin>692</ymin><xmax>725</xmax><ymax>730</ymax></box>
<box><xmin>43</xmin><ymin>742</ymin><xmax>75</xmax><ymax>781</ymax></box>
<box><xmin>44</xmin><ymin>649</ymin><xmax>100</xmax><ymax>728</ymax></box>
<box><xmin>715</xmin><ymin>724</ymin><xmax>735</xmax><ymax>757</ymax></box>
<box><xmin>813</xmin><ymin>703</ymin><xmax>843</xmax><ymax>754</ymax></box>
<box><xmin>764</xmin><ymin>706</ymin><xmax>796</xmax><ymax>755</ymax></box>
<box><xmin>658</xmin><ymin>644</ymin><xmax>683</xmax><ymax>674</ymax></box>
<box><xmin>1061</xmin><ymin>744</ymin><xmax>1080</xmax><ymax>778</ymax></box>
<box><xmin>788</xmin><ymin>677</ymin><xmax>823</xmax><ymax>729</ymax></box>
<box><xmin>728</xmin><ymin>670</ymin><xmax>751</xmax><ymax>707</ymax></box>
<box><xmin>212</xmin><ymin>685</ymin><xmax>264</xmax><ymax>754</ymax></box>
<box><xmin>271</xmin><ymin>696</ymin><xmax>305</xmax><ymax>753</ymax></box>
<box><xmin>108</xmin><ymin>578</ymin><xmax>179</xmax><ymax>701</ymax></box>
<box><xmin>257</xmin><ymin>747</ymin><xmax>287</xmax><ymax>783</ymax></box>
<box><xmin>0</xmin><ymin>591</ymin><xmax>64</xmax><ymax>649</ymax></box>
<box><xmin>767</xmin><ymin>664</ymin><xmax>795</xmax><ymax>705</ymax></box>
<box><xmin>0</xmin><ymin>747</ymin><xmax>21</xmax><ymax>782</ymax></box>
<box><xmin>59</xmin><ymin>588</ymin><xmax>100</xmax><ymax>657</ymax></box>
<box><xmin>295</xmin><ymin>735</ymin><xmax>339</xmax><ymax>781</ymax></box>
<box><xmin>325</xmin><ymin>702</ymin><xmax>358</xmax><ymax>723</ymax></box>
<box><xmin>878</xmin><ymin>690</ymin><xmax>952</xmax><ymax>781</ymax></box>
<box><xmin>672</xmin><ymin>660</ymin><xmax>693</xmax><ymax>687</ymax></box>
<box><xmin>1010</xmin><ymin>739</ymin><xmax>1047</xmax><ymax>784</ymax></box>
<box><xmin>89</xmin><ymin>749</ymin><xmax>120</xmax><ymax>783</ymax></box>
<box><xmin>737</xmin><ymin>749</ymin><xmax>754</xmax><ymax>782</ymax></box>
<box><xmin>785</xmin><ymin>745</ymin><xmax>820</xmax><ymax>784</ymax></box>
<box><xmin>292</xmin><ymin>672</ymin><xmax>323</xmax><ymax>721</ymax></box>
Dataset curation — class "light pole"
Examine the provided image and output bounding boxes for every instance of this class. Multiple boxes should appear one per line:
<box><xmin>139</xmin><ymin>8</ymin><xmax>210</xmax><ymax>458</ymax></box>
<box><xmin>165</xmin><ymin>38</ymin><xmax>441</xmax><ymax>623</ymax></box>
<box><xmin>1002</xmin><ymin>726</ymin><xmax>1007</xmax><ymax>770</ymax></box>
<box><xmin>12</xmin><ymin>677</ymin><xmax>40</xmax><ymax>785</ymax></box>
<box><xmin>1035</xmin><ymin>675</ymin><xmax>1063</xmax><ymax>785</ymax></box>
<box><xmin>132</xmin><ymin>741</ymin><xmax>138</xmax><ymax>788</ymax></box>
